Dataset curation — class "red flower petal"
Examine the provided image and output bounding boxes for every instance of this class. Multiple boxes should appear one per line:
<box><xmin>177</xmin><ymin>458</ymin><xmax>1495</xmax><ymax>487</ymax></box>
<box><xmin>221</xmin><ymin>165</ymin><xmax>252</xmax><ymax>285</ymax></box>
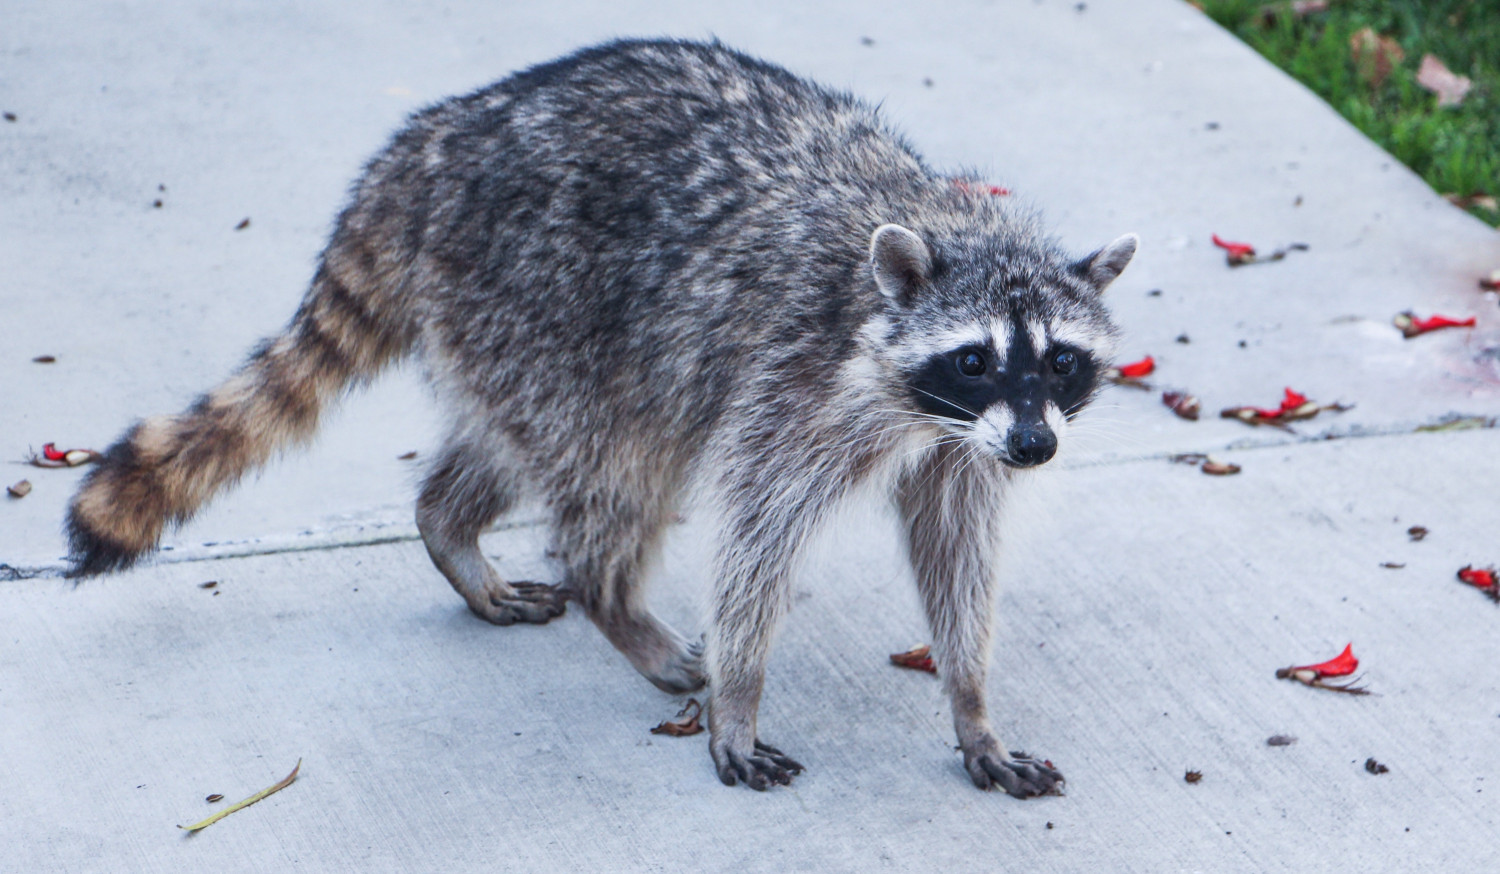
<box><xmin>1458</xmin><ymin>565</ymin><xmax>1497</xmax><ymax>589</ymax></box>
<box><xmin>890</xmin><ymin>644</ymin><xmax>937</xmax><ymax>674</ymax></box>
<box><xmin>1279</xmin><ymin>388</ymin><xmax>1308</xmax><ymax>412</ymax></box>
<box><xmin>1290</xmin><ymin>643</ymin><xmax>1359</xmax><ymax>678</ymax></box>
<box><xmin>1117</xmin><ymin>356</ymin><xmax>1155</xmax><ymax>378</ymax></box>
<box><xmin>42</xmin><ymin>443</ymin><xmax>66</xmax><ymax>461</ymax></box>
<box><xmin>1212</xmin><ymin>233</ymin><xmax>1256</xmax><ymax>259</ymax></box>
<box><xmin>1411</xmin><ymin>314</ymin><xmax>1476</xmax><ymax>332</ymax></box>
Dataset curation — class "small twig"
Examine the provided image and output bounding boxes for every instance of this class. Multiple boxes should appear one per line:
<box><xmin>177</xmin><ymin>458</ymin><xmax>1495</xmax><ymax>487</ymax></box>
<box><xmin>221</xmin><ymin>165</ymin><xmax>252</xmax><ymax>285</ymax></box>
<box><xmin>179</xmin><ymin>759</ymin><xmax>301</xmax><ymax>833</ymax></box>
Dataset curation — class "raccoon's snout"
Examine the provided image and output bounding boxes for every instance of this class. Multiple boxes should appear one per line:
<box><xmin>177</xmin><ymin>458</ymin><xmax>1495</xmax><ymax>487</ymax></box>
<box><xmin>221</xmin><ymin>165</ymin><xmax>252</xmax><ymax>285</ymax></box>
<box><xmin>1005</xmin><ymin>425</ymin><xmax>1057</xmax><ymax>468</ymax></box>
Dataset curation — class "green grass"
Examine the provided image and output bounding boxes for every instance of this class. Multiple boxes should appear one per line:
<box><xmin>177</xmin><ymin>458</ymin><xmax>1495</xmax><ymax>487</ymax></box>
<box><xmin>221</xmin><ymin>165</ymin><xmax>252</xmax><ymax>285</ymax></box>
<box><xmin>1200</xmin><ymin>0</ymin><xmax>1499</xmax><ymax>226</ymax></box>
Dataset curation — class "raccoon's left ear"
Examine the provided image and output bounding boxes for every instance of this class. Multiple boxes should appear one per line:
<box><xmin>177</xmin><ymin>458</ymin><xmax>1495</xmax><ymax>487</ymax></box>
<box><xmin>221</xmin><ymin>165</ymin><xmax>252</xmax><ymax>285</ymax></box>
<box><xmin>870</xmin><ymin>224</ymin><xmax>932</xmax><ymax>305</ymax></box>
<box><xmin>1075</xmin><ymin>233</ymin><xmax>1139</xmax><ymax>292</ymax></box>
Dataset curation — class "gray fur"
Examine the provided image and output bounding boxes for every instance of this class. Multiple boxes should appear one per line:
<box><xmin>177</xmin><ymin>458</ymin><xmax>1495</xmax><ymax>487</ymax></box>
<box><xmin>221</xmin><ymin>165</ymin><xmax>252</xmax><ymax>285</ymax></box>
<box><xmin>75</xmin><ymin>38</ymin><xmax>1131</xmax><ymax>796</ymax></box>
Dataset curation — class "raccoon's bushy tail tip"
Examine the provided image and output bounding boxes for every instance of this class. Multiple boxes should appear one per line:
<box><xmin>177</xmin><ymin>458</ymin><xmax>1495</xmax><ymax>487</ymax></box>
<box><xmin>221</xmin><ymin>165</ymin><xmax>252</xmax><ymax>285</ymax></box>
<box><xmin>65</xmin><ymin>428</ymin><xmax>167</xmax><ymax>578</ymax></box>
<box><xmin>64</xmin><ymin>251</ymin><xmax>416</xmax><ymax>578</ymax></box>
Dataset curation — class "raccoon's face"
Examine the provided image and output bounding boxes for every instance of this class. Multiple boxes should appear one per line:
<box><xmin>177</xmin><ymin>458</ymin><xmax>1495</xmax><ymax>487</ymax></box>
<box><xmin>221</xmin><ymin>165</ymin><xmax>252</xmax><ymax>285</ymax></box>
<box><xmin>870</xmin><ymin>223</ymin><xmax>1134</xmax><ymax>468</ymax></box>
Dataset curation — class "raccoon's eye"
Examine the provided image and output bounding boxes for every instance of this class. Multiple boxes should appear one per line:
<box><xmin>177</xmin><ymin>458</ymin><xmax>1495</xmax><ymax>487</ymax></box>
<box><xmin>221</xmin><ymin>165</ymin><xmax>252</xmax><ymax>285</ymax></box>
<box><xmin>1052</xmin><ymin>350</ymin><xmax>1078</xmax><ymax>375</ymax></box>
<box><xmin>955</xmin><ymin>350</ymin><xmax>987</xmax><ymax>377</ymax></box>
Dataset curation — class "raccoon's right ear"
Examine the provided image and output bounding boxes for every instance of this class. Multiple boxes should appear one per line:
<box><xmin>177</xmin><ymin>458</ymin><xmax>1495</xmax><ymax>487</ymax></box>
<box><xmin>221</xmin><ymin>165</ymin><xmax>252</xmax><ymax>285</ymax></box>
<box><xmin>870</xmin><ymin>224</ymin><xmax>932</xmax><ymax>305</ymax></box>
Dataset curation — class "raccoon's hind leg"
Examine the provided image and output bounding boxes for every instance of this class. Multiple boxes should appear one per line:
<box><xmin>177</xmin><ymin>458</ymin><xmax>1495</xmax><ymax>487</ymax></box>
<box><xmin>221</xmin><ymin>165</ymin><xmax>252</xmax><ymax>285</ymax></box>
<box><xmin>552</xmin><ymin>486</ymin><xmax>705</xmax><ymax>694</ymax></box>
<box><xmin>416</xmin><ymin>442</ymin><xmax>567</xmax><ymax>625</ymax></box>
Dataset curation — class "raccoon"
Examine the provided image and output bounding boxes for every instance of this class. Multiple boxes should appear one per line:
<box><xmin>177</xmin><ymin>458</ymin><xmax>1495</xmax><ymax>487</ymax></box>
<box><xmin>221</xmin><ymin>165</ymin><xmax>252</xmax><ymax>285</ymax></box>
<box><xmin>66</xmin><ymin>38</ymin><xmax>1134</xmax><ymax>797</ymax></box>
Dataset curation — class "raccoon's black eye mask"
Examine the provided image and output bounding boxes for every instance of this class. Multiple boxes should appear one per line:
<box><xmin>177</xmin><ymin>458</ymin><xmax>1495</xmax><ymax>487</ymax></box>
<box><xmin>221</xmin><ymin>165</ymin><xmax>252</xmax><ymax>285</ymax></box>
<box><xmin>908</xmin><ymin>341</ymin><xmax>1097</xmax><ymax>423</ymax></box>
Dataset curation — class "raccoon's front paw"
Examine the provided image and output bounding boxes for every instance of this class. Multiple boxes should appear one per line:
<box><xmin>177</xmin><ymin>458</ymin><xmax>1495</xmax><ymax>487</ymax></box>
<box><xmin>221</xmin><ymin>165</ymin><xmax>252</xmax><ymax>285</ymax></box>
<box><xmin>964</xmin><ymin>748</ymin><xmax>1064</xmax><ymax>798</ymax></box>
<box><xmin>712</xmin><ymin>738</ymin><xmax>805</xmax><ymax>791</ymax></box>
<box><xmin>471</xmin><ymin>581</ymin><xmax>568</xmax><ymax>626</ymax></box>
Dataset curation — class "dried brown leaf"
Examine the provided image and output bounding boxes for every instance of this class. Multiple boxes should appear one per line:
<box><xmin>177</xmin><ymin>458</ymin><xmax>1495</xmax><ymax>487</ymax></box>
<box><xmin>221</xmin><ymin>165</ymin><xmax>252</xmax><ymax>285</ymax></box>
<box><xmin>889</xmin><ymin>644</ymin><xmax>937</xmax><ymax>673</ymax></box>
<box><xmin>1416</xmin><ymin>54</ymin><xmax>1472</xmax><ymax>107</ymax></box>
<box><xmin>1200</xmin><ymin>458</ymin><xmax>1241</xmax><ymax>476</ymax></box>
<box><xmin>1364</xmin><ymin>757</ymin><xmax>1389</xmax><ymax>775</ymax></box>
<box><xmin>1161</xmin><ymin>390</ymin><xmax>1201</xmax><ymax>421</ymax></box>
<box><xmin>650</xmin><ymin>698</ymin><xmax>704</xmax><ymax>736</ymax></box>
<box><xmin>1350</xmin><ymin>28</ymin><xmax>1404</xmax><ymax>88</ymax></box>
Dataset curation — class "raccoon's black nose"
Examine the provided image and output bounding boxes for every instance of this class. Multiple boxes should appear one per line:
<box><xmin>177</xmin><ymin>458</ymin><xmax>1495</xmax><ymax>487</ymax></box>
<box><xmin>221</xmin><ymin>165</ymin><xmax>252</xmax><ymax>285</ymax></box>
<box><xmin>1006</xmin><ymin>426</ymin><xmax>1057</xmax><ymax>467</ymax></box>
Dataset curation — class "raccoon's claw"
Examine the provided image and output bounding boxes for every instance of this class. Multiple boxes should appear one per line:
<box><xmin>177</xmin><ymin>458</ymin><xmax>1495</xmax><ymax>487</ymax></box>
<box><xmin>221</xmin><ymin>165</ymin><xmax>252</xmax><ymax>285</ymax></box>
<box><xmin>966</xmin><ymin>751</ymin><xmax>1064</xmax><ymax>798</ymax></box>
<box><xmin>474</xmin><ymin>581</ymin><xmax>569</xmax><ymax>626</ymax></box>
<box><xmin>714</xmin><ymin>739</ymin><xmax>805</xmax><ymax>791</ymax></box>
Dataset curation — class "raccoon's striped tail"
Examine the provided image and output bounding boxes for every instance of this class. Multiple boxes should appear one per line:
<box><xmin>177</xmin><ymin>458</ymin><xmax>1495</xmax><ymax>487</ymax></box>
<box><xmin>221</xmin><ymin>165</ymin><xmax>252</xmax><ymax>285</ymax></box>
<box><xmin>65</xmin><ymin>244</ymin><xmax>418</xmax><ymax>577</ymax></box>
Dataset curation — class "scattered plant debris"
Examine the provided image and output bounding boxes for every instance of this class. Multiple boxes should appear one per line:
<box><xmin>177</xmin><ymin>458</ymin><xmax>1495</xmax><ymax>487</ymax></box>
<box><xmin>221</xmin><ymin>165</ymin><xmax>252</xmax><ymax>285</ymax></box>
<box><xmin>7</xmin><ymin>480</ymin><xmax>31</xmax><ymax>498</ymax></box>
<box><xmin>1445</xmin><ymin>193</ymin><xmax>1498</xmax><ymax>213</ymax></box>
<box><xmin>1415</xmin><ymin>54</ymin><xmax>1472</xmax><ymax>107</ymax></box>
<box><xmin>1380</xmin><ymin>562</ymin><xmax>1405</xmax><ymax>569</ymax></box>
<box><xmin>1170</xmin><ymin>453</ymin><xmax>1241</xmax><ymax>476</ymax></box>
<box><xmin>1415</xmin><ymin>416</ymin><xmax>1493</xmax><ymax>433</ymax></box>
<box><xmin>26</xmin><ymin>443</ymin><xmax>101</xmax><ymax>468</ymax></box>
<box><xmin>32</xmin><ymin>355</ymin><xmax>55</xmax><ymax>364</ymax></box>
<box><xmin>234</xmin><ymin>218</ymin><xmax>251</xmax><ymax>231</ymax></box>
<box><xmin>1394</xmin><ymin>311</ymin><xmax>1476</xmax><ymax>338</ymax></box>
<box><xmin>178</xmin><ymin>758</ymin><xmax>301</xmax><ymax>832</ymax></box>
<box><xmin>1457</xmin><ymin>565</ymin><xmax>1498</xmax><ymax>602</ymax></box>
<box><xmin>1407</xmin><ymin>525</ymin><xmax>1428</xmax><ymax>541</ymax></box>
<box><xmin>1184</xmin><ymin>770</ymin><xmax>1203</xmax><ymax>784</ymax></box>
<box><xmin>1480</xmin><ymin>270</ymin><xmax>1500</xmax><ymax>291</ymax></box>
<box><xmin>1220</xmin><ymin>388</ymin><xmax>1351</xmax><ymax>428</ymax></box>
<box><xmin>1364</xmin><ymin>757</ymin><xmax>1389</xmax><ymax>775</ymax></box>
<box><xmin>2</xmin><ymin>112</ymin><xmax>15</xmax><ymax>122</ymax></box>
<box><xmin>206</xmin><ymin>794</ymin><xmax>224</xmax><ymax>803</ymax></box>
<box><xmin>953</xmin><ymin>179</ymin><xmax>1010</xmax><ymax>197</ymax></box>
<box><xmin>890</xmin><ymin>643</ymin><xmax>937</xmax><ymax>674</ymax></box>
<box><xmin>1276</xmin><ymin>643</ymin><xmax>1370</xmax><ymax>695</ymax></box>
<box><xmin>1105</xmin><ymin>355</ymin><xmax>1155</xmax><ymax>388</ymax></box>
<box><xmin>650</xmin><ymin>698</ymin><xmax>704</xmax><ymax>736</ymax></box>
<box><xmin>1162</xmin><ymin>390</ymin><xmax>1201</xmax><ymax>421</ymax></box>
<box><xmin>199</xmin><ymin>581</ymin><xmax>218</xmax><ymax>590</ymax></box>
<box><xmin>1211</xmin><ymin>234</ymin><xmax>1308</xmax><ymax>267</ymax></box>
<box><xmin>397</xmin><ymin>451</ymin><xmax>418</xmax><ymax>460</ymax></box>
<box><xmin>1257</xmin><ymin>0</ymin><xmax>1327</xmax><ymax>25</ymax></box>
<box><xmin>1350</xmin><ymin>27</ymin><xmax>1404</xmax><ymax>88</ymax></box>
<box><xmin>1266</xmin><ymin>735</ymin><xmax>1297</xmax><ymax>747</ymax></box>
<box><xmin>1175</xmin><ymin>334</ymin><xmax>1191</xmax><ymax>344</ymax></box>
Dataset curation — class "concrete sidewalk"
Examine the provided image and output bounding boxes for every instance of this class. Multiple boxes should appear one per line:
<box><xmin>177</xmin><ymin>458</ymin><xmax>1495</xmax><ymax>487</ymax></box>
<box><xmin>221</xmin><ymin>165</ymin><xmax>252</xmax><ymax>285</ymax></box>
<box><xmin>3</xmin><ymin>1</ymin><xmax>1497</xmax><ymax>871</ymax></box>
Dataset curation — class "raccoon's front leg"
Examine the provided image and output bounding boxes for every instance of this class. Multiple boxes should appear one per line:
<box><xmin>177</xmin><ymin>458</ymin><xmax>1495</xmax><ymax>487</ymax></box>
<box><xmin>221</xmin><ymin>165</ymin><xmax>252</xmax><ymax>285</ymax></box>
<box><xmin>704</xmin><ymin>483</ymin><xmax>833</xmax><ymax>790</ymax></box>
<box><xmin>416</xmin><ymin>444</ymin><xmax>567</xmax><ymax>625</ymax></box>
<box><xmin>897</xmin><ymin>445</ymin><xmax>1063</xmax><ymax>798</ymax></box>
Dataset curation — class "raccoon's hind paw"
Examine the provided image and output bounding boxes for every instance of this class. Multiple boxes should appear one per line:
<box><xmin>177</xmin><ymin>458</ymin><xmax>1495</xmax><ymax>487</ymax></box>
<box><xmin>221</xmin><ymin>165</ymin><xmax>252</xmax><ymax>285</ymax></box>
<box><xmin>713</xmin><ymin>739</ymin><xmax>805</xmax><ymax>791</ymax></box>
<box><xmin>965</xmin><ymin>750</ymin><xmax>1064</xmax><ymax>798</ymax></box>
<box><xmin>471</xmin><ymin>581</ymin><xmax>569</xmax><ymax>626</ymax></box>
